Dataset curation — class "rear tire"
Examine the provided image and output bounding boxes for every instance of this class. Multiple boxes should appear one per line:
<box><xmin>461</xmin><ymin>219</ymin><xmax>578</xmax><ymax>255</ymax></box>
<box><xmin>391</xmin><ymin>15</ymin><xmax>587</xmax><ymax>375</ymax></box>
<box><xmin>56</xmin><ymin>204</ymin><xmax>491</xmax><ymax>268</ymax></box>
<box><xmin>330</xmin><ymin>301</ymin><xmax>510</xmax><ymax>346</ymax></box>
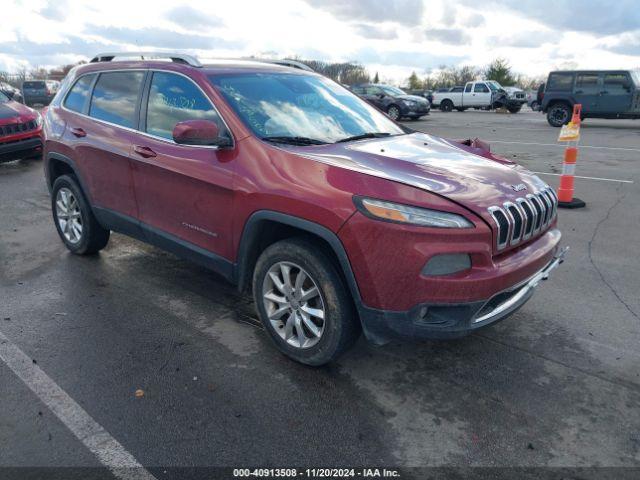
<box><xmin>507</xmin><ymin>105</ymin><xmax>522</xmax><ymax>113</ymax></box>
<box><xmin>547</xmin><ymin>102</ymin><xmax>571</xmax><ymax>127</ymax></box>
<box><xmin>253</xmin><ymin>238</ymin><xmax>360</xmax><ymax>366</ymax></box>
<box><xmin>52</xmin><ymin>175</ymin><xmax>110</xmax><ymax>255</ymax></box>
<box><xmin>440</xmin><ymin>99</ymin><xmax>453</xmax><ymax>112</ymax></box>
<box><xmin>530</xmin><ymin>101</ymin><xmax>539</xmax><ymax>110</ymax></box>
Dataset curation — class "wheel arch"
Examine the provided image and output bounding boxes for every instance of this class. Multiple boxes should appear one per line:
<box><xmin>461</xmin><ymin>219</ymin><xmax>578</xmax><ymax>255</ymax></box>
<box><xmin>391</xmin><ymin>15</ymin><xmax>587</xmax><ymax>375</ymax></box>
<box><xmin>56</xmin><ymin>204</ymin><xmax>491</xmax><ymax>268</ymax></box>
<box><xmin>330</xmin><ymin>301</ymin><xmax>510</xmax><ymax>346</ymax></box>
<box><xmin>235</xmin><ymin>211</ymin><xmax>362</xmax><ymax>307</ymax></box>
<box><xmin>46</xmin><ymin>152</ymin><xmax>92</xmax><ymax>203</ymax></box>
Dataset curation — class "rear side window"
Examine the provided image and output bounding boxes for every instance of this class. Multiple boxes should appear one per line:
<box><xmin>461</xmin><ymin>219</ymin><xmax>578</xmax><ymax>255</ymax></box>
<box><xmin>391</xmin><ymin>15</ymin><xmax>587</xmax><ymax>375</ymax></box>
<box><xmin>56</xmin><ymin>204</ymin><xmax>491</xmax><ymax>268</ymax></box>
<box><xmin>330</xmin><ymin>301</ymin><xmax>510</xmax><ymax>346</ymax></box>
<box><xmin>473</xmin><ymin>83</ymin><xmax>489</xmax><ymax>93</ymax></box>
<box><xmin>145</xmin><ymin>72</ymin><xmax>224</xmax><ymax>141</ymax></box>
<box><xmin>604</xmin><ymin>73</ymin><xmax>631</xmax><ymax>92</ymax></box>
<box><xmin>547</xmin><ymin>73</ymin><xmax>574</xmax><ymax>91</ymax></box>
<box><xmin>89</xmin><ymin>71</ymin><xmax>145</xmax><ymax>128</ymax></box>
<box><xmin>64</xmin><ymin>75</ymin><xmax>95</xmax><ymax>113</ymax></box>
<box><xmin>575</xmin><ymin>74</ymin><xmax>599</xmax><ymax>92</ymax></box>
<box><xmin>464</xmin><ymin>84</ymin><xmax>472</xmax><ymax>93</ymax></box>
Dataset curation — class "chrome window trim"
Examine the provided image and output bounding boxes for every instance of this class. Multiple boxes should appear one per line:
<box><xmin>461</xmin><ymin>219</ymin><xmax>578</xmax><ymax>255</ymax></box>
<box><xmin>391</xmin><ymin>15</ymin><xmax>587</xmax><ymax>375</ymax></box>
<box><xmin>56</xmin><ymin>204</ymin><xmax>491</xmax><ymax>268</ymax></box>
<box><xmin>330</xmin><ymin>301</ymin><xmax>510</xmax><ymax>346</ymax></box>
<box><xmin>503</xmin><ymin>201</ymin><xmax>523</xmax><ymax>245</ymax></box>
<box><xmin>60</xmin><ymin>68</ymin><xmax>235</xmax><ymax>150</ymax></box>
<box><xmin>488</xmin><ymin>206</ymin><xmax>510</xmax><ymax>251</ymax></box>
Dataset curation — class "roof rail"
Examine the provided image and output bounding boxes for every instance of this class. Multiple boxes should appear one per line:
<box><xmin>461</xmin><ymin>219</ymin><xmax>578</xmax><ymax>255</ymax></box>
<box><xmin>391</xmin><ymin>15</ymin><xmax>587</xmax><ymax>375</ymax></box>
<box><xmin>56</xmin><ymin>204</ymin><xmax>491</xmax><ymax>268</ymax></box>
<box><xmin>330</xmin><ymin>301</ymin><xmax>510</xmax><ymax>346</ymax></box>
<box><xmin>89</xmin><ymin>52</ymin><xmax>202</xmax><ymax>67</ymax></box>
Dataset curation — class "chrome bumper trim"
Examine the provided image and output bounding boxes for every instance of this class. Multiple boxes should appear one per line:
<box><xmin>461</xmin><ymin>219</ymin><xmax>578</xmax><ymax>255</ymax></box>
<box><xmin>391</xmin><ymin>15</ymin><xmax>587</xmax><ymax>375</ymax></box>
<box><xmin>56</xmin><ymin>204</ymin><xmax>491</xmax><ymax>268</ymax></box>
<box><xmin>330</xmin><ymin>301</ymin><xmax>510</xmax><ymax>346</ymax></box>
<box><xmin>473</xmin><ymin>246</ymin><xmax>569</xmax><ymax>324</ymax></box>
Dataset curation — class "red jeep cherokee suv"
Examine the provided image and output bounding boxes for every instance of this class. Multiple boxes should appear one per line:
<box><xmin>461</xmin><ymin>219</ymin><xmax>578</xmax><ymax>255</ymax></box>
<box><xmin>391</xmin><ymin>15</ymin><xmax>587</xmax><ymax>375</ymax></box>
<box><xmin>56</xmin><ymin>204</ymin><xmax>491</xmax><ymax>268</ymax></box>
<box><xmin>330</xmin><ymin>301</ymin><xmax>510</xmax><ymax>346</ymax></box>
<box><xmin>43</xmin><ymin>53</ymin><xmax>566</xmax><ymax>365</ymax></box>
<box><xmin>0</xmin><ymin>90</ymin><xmax>43</xmax><ymax>163</ymax></box>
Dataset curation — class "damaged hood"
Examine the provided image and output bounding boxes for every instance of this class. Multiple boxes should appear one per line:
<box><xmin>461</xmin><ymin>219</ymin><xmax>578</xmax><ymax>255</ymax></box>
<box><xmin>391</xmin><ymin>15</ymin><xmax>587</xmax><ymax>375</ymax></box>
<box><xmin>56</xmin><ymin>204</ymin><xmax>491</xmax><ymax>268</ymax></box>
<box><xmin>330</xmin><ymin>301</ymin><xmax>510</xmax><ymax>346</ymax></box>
<box><xmin>293</xmin><ymin>132</ymin><xmax>549</xmax><ymax>214</ymax></box>
<box><xmin>0</xmin><ymin>100</ymin><xmax>38</xmax><ymax>125</ymax></box>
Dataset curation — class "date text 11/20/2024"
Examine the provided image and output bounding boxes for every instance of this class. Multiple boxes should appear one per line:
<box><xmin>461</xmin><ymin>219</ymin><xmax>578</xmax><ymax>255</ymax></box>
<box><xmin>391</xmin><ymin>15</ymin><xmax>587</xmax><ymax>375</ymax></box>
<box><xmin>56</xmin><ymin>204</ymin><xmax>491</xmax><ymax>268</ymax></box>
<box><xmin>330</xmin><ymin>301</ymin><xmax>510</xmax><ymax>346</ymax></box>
<box><xmin>233</xmin><ymin>468</ymin><xmax>401</xmax><ymax>478</ymax></box>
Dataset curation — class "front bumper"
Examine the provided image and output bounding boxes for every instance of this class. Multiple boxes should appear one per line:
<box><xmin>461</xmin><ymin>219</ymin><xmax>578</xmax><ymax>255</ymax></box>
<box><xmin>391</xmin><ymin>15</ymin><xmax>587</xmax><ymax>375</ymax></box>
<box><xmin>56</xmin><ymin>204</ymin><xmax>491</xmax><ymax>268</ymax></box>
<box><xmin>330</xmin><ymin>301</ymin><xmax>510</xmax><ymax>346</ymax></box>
<box><xmin>0</xmin><ymin>136</ymin><xmax>43</xmax><ymax>163</ymax></box>
<box><xmin>401</xmin><ymin>103</ymin><xmax>430</xmax><ymax>116</ymax></box>
<box><xmin>359</xmin><ymin>246</ymin><xmax>568</xmax><ymax>344</ymax></box>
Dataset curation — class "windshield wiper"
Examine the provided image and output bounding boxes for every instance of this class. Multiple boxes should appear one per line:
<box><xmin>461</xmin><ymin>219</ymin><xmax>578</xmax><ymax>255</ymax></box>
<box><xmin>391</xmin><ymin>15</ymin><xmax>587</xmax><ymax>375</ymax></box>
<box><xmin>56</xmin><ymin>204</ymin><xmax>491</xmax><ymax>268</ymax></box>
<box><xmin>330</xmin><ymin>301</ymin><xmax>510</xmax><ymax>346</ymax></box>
<box><xmin>262</xmin><ymin>136</ymin><xmax>328</xmax><ymax>146</ymax></box>
<box><xmin>335</xmin><ymin>132</ymin><xmax>393</xmax><ymax>143</ymax></box>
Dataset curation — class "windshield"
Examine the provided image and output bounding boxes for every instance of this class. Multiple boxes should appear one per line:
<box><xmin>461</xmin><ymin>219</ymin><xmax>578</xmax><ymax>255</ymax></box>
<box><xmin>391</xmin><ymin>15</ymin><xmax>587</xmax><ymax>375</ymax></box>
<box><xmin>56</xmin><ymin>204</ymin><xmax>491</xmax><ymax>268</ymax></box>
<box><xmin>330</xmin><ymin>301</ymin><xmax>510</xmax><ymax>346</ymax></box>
<box><xmin>0</xmin><ymin>91</ymin><xmax>9</xmax><ymax>103</ymax></box>
<box><xmin>209</xmin><ymin>73</ymin><xmax>404</xmax><ymax>143</ymax></box>
<box><xmin>486</xmin><ymin>81</ymin><xmax>502</xmax><ymax>92</ymax></box>
<box><xmin>379</xmin><ymin>85</ymin><xmax>406</xmax><ymax>96</ymax></box>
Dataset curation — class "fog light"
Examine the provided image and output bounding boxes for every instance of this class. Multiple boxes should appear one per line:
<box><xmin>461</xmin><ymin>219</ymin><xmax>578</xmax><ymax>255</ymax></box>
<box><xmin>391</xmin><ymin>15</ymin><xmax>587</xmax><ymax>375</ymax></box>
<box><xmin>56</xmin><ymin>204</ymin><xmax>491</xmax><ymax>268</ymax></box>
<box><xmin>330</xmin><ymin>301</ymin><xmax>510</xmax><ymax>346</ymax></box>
<box><xmin>421</xmin><ymin>254</ymin><xmax>471</xmax><ymax>276</ymax></box>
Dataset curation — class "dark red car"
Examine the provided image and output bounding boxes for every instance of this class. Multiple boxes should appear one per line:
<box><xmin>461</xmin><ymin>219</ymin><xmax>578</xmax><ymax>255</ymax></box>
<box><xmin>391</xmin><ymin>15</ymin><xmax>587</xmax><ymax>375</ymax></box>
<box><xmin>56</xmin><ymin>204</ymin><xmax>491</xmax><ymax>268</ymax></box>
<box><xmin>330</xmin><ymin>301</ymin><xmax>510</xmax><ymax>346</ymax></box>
<box><xmin>0</xmin><ymin>91</ymin><xmax>43</xmax><ymax>163</ymax></box>
<box><xmin>43</xmin><ymin>53</ymin><xmax>566</xmax><ymax>365</ymax></box>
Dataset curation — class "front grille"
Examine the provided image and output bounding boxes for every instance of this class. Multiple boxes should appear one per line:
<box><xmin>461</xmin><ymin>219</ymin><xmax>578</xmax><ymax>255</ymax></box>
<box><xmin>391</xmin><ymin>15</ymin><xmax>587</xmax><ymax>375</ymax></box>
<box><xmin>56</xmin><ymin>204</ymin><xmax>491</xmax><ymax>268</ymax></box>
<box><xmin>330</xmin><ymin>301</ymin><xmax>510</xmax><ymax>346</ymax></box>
<box><xmin>488</xmin><ymin>187</ymin><xmax>558</xmax><ymax>252</ymax></box>
<box><xmin>0</xmin><ymin>120</ymin><xmax>37</xmax><ymax>138</ymax></box>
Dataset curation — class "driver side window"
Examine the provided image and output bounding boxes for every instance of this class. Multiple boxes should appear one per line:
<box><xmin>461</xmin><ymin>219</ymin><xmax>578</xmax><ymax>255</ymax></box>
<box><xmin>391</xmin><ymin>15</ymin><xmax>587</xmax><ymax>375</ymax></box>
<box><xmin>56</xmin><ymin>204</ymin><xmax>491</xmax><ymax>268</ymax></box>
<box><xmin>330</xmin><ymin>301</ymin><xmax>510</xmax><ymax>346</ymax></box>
<box><xmin>145</xmin><ymin>72</ymin><xmax>225</xmax><ymax>142</ymax></box>
<box><xmin>474</xmin><ymin>83</ymin><xmax>489</xmax><ymax>93</ymax></box>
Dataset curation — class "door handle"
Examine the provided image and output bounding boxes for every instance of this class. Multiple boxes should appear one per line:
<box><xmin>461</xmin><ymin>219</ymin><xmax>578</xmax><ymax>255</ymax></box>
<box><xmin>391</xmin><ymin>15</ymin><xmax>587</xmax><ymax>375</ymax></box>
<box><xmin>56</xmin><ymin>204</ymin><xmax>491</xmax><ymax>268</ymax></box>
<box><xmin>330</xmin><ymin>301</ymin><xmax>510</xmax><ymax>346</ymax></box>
<box><xmin>70</xmin><ymin>127</ymin><xmax>86</xmax><ymax>138</ymax></box>
<box><xmin>133</xmin><ymin>145</ymin><xmax>157</xmax><ymax>158</ymax></box>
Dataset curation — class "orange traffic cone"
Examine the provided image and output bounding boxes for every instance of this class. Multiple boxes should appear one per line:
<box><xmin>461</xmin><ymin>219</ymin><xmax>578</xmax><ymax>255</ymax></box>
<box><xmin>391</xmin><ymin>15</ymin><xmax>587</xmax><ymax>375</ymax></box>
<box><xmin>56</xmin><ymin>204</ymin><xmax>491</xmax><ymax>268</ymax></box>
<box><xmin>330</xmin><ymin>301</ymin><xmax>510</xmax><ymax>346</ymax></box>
<box><xmin>557</xmin><ymin>105</ymin><xmax>586</xmax><ymax>209</ymax></box>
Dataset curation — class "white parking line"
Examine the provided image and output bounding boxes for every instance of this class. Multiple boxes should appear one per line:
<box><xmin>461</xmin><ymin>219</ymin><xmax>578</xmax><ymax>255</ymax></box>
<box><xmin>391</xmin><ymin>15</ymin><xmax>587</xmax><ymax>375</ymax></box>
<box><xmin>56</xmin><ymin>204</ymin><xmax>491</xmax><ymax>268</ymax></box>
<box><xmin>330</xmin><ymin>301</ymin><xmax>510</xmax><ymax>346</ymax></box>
<box><xmin>487</xmin><ymin>140</ymin><xmax>640</xmax><ymax>153</ymax></box>
<box><xmin>532</xmin><ymin>171</ymin><xmax>634</xmax><ymax>184</ymax></box>
<box><xmin>0</xmin><ymin>330</ymin><xmax>156</xmax><ymax>480</ymax></box>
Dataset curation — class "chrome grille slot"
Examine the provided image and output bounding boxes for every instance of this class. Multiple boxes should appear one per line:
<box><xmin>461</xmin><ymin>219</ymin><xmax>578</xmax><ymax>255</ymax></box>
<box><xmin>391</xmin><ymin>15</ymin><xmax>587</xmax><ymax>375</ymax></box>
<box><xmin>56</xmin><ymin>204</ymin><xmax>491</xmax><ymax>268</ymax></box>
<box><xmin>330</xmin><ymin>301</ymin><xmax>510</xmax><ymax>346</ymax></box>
<box><xmin>488</xmin><ymin>187</ymin><xmax>558</xmax><ymax>252</ymax></box>
<box><xmin>539</xmin><ymin>191</ymin><xmax>553</xmax><ymax>226</ymax></box>
<box><xmin>529</xmin><ymin>195</ymin><xmax>544</xmax><ymax>231</ymax></box>
<box><xmin>489</xmin><ymin>207</ymin><xmax>510</xmax><ymax>250</ymax></box>
<box><xmin>504</xmin><ymin>202</ymin><xmax>523</xmax><ymax>244</ymax></box>
<box><xmin>518</xmin><ymin>198</ymin><xmax>534</xmax><ymax>239</ymax></box>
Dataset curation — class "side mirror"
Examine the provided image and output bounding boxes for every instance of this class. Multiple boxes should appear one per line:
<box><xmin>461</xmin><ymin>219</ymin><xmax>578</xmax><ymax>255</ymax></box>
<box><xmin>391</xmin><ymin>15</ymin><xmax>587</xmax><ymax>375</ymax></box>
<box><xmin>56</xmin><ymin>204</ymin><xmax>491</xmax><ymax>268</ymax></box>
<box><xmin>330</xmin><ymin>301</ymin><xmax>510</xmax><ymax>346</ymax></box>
<box><xmin>172</xmin><ymin>120</ymin><xmax>231</xmax><ymax>147</ymax></box>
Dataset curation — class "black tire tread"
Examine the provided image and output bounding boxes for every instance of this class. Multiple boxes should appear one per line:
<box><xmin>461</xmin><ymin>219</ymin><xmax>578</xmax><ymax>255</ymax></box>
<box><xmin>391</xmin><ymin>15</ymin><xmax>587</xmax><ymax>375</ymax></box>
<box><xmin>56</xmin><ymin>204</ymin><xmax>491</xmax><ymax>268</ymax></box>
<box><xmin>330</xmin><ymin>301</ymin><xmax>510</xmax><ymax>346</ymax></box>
<box><xmin>252</xmin><ymin>237</ymin><xmax>360</xmax><ymax>366</ymax></box>
<box><xmin>51</xmin><ymin>175</ymin><xmax>110</xmax><ymax>255</ymax></box>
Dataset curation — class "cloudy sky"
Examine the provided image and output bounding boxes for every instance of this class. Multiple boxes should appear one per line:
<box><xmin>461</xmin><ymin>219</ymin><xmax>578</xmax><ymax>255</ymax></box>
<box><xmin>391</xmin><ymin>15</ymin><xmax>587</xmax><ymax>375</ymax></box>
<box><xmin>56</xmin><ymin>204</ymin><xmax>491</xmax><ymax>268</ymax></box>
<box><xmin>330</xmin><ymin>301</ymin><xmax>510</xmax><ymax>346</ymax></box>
<box><xmin>1</xmin><ymin>0</ymin><xmax>639</xmax><ymax>83</ymax></box>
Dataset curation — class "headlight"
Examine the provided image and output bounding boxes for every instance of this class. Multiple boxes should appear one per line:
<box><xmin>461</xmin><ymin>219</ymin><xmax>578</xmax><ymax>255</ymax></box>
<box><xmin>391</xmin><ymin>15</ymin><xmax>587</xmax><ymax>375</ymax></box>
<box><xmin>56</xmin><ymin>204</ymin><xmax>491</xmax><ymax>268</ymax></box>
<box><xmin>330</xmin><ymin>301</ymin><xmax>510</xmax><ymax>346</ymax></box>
<box><xmin>403</xmin><ymin>100</ymin><xmax>417</xmax><ymax>107</ymax></box>
<box><xmin>354</xmin><ymin>197</ymin><xmax>474</xmax><ymax>228</ymax></box>
<box><xmin>34</xmin><ymin>111</ymin><xmax>43</xmax><ymax>127</ymax></box>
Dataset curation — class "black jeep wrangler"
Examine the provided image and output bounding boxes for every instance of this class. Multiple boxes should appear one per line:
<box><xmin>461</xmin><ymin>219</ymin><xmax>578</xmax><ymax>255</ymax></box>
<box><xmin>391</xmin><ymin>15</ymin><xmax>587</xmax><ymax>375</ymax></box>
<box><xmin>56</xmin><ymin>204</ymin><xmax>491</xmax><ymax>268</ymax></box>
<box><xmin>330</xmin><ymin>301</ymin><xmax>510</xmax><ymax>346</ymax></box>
<box><xmin>542</xmin><ymin>70</ymin><xmax>640</xmax><ymax>127</ymax></box>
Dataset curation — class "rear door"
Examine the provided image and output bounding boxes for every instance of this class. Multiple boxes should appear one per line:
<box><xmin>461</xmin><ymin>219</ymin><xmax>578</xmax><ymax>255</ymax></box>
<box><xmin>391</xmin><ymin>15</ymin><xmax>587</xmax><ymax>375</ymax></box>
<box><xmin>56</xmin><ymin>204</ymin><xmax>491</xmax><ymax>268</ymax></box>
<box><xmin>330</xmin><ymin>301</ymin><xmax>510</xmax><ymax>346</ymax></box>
<box><xmin>469</xmin><ymin>82</ymin><xmax>491</xmax><ymax>106</ymax></box>
<box><xmin>599</xmin><ymin>72</ymin><xmax>633</xmax><ymax>114</ymax></box>
<box><xmin>573</xmin><ymin>72</ymin><xmax>601</xmax><ymax>113</ymax></box>
<box><xmin>131</xmin><ymin>70</ymin><xmax>236</xmax><ymax>261</ymax></box>
<box><xmin>362</xmin><ymin>86</ymin><xmax>386</xmax><ymax>109</ymax></box>
<box><xmin>62</xmin><ymin>70</ymin><xmax>144</xmax><ymax>220</ymax></box>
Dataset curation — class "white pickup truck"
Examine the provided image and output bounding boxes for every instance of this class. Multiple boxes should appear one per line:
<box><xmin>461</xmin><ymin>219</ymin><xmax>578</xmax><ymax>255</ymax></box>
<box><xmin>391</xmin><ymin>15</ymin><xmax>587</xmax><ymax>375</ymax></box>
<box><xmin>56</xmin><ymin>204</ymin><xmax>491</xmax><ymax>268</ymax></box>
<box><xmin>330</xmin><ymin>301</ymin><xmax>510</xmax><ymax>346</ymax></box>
<box><xmin>432</xmin><ymin>80</ymin><xmax>525</xmax><ymax>113</ymax></box>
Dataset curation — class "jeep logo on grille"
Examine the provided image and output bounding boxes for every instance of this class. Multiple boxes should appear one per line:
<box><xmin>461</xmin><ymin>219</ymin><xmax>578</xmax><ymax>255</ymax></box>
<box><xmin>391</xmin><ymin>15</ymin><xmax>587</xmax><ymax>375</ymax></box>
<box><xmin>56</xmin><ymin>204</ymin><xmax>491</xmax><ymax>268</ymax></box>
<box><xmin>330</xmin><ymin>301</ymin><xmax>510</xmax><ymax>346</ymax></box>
<box><xmin>511</xmin><ymin>183</ymin><xmax>527</xmax><ymax>192</ymax></box>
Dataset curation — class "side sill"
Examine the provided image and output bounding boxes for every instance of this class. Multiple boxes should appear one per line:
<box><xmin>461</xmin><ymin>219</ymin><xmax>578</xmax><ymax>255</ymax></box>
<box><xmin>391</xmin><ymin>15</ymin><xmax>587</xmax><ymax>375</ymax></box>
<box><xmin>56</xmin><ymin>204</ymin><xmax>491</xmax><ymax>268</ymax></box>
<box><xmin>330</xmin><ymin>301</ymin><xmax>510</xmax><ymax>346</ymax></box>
<box><xmin>92</xmin><ymin>206</ymin><xmax>235</xmax><ymax>283</ymax></box>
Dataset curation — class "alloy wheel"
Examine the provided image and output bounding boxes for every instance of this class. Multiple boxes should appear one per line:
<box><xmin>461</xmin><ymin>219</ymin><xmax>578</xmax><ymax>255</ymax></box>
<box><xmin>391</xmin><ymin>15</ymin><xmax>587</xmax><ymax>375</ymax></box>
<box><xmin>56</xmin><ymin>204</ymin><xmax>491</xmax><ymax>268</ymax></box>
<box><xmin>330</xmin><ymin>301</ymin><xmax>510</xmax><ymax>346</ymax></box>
<box><xmin>262</xmin><ymin>261</ymin><xmax>326</xmax><ymax>349</ymax></box>
<box><xmin>387</xmin><ymin>106</ymin><xmax>400</xmax><ymax>121</ymax></box>
<box><xmin>550</xmin><ymin>105</ymin><xmax>569</xmax><ymax>125</ymax></box>
<box><xmin>55</xmin><ymin>187</ymin><xmax>83</xmax><ymax>244</ymax></box>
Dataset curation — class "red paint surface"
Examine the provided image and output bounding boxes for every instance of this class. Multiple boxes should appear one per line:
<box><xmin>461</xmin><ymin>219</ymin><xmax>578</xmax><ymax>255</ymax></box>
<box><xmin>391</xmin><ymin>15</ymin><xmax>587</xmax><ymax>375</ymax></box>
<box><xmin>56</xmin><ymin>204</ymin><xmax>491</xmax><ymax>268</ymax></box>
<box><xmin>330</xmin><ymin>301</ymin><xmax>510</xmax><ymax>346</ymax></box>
<box><xmin>45</xmin><ymin>61</ymin><xmax>562</xmax><ymax>312</ymax></box>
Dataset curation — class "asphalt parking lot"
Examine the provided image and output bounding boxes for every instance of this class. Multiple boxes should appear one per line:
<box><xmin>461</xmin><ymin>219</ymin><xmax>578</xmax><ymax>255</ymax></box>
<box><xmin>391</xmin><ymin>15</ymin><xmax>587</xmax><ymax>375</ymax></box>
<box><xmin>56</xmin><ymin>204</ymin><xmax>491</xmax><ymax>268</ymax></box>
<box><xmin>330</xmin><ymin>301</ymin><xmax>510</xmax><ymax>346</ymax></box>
<box><xmin>1</xmin><ymin>108</ymin><xmax>639</xmax><ymax>479</ymax></box>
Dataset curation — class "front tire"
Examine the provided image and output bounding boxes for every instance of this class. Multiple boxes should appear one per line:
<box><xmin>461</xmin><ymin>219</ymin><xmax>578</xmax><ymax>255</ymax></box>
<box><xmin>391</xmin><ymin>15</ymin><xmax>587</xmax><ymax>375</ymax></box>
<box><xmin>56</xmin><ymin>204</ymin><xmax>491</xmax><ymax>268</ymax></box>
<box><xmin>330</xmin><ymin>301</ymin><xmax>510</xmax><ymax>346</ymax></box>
<box><xmin>52</xmin><ymin>175</ymin><xmax>110</xmax><ymax>255</ymax></box>
<box><xmin>253</xmin><ymin>238</ymin><xmax>360</xmax><ymax>366</ymax></box>
<box><xmin>507</xmin><ymin>105</ymin><xmax>522</xmax><ymax>113</ymax></box>
<box><xmin>386</xmin><ymin>105</ymin><xmax>400</xmax><ymax>121</ymax></box>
